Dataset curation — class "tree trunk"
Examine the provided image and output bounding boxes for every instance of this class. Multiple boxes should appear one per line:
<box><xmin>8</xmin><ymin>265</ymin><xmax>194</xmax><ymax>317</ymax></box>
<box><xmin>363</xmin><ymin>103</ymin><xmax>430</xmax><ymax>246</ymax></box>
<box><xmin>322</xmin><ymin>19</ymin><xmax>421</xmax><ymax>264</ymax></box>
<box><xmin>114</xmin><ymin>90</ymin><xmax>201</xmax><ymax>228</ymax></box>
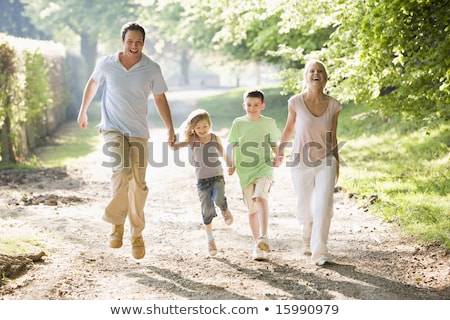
<box><xmin>80</xmin><ymin>32</ymin><xmax>98</xmax><ymax>75</ymax></box>
<box><xmin>181</xmin><ymin>49</ymin><xmax>190</xmax><ymax>85</ymax></box>
<box><xmin>1</xmin><ymin>114</ymin><xmax>16</xmax><ymax>164</ymax></box>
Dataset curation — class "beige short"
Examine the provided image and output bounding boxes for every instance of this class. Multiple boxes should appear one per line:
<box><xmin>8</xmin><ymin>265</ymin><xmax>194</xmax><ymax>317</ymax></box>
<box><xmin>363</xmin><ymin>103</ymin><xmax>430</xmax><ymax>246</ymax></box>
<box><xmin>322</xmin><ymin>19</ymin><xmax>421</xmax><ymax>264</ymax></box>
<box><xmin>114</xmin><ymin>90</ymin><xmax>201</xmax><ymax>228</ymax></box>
<box><xmin>242</xmin><ymin>177</ymin><xmax>273</xmax><ymax>214</ymax></box>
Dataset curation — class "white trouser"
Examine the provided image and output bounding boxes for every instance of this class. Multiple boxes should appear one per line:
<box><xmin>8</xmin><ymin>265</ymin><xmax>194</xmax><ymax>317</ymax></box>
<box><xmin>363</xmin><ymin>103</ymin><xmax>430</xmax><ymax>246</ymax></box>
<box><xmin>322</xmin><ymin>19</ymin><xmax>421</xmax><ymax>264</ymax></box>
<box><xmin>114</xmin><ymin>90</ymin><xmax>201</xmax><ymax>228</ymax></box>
<box><xmin>291</xmin><ymin>156</ymin><xmax>336</xmax><ymax>263</ymax></box>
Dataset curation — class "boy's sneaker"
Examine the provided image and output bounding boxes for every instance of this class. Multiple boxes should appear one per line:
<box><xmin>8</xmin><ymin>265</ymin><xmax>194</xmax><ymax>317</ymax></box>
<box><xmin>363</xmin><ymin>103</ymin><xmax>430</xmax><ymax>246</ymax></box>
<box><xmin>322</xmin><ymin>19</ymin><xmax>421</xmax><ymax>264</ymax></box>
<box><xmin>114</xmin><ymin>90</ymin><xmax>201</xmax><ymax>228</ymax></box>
<box><xmin>131</xmin><ymin>236</ymin><xmax>145</xmax><ymax>259</ymax></box>
<box><xmin>109</xmin><ymin>224</ymin><xmax>124</xmax><ymax>248</ymax></box>
<box><xmin>252</xmin><ymin>245</ymin><xmax>265</xmax><ymax>261</ymax></box>
<box><xmin>256</xmin><ymin>236</ymin><xmax>270</xmax><ymax>252</ymax></box>
<box><xmin>222</xmin><ymin>209</ymin><xmax>233</xmax><ymax>225</ymax></box>
<box><xmin>208</xmin><ymin>239</ymin><xmax>218</xmax><ymax>256</ymax></box>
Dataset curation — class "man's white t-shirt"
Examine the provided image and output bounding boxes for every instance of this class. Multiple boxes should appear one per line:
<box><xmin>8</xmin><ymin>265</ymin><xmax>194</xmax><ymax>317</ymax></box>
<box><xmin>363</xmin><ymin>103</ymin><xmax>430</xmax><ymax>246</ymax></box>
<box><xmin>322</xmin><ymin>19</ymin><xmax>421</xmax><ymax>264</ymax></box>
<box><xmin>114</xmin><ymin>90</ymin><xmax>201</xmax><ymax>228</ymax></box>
<box><xmin>92</xmin><ymin>52</ymin><xmax>168</xmax><ymax>139</ymax></box>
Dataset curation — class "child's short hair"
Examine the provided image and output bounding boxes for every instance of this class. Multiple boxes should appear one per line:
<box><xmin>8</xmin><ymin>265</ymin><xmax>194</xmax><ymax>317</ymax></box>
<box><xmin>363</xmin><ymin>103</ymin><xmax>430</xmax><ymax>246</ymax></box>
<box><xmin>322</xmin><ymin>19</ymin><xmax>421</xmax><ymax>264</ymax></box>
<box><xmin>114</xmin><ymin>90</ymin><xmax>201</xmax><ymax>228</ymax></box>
<box><xmin>243</xmin><ymin>89</ymin><xmax>264</xmax><ymax>103</ymax></box>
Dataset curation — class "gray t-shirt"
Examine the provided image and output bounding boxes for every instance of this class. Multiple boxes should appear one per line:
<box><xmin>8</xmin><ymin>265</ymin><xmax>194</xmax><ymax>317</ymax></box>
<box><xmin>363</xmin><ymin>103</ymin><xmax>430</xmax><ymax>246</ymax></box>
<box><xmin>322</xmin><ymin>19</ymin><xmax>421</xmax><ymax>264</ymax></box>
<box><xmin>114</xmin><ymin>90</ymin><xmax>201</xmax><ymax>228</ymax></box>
<box><xmin>92</xmin><ymin>52</ymin><xmax>168</xmax><ymax>139</ymax></box>
<box><xmin>192</xmin><ymin>134</ymin><xmax>224</xmax><ymax>180</ymax></box>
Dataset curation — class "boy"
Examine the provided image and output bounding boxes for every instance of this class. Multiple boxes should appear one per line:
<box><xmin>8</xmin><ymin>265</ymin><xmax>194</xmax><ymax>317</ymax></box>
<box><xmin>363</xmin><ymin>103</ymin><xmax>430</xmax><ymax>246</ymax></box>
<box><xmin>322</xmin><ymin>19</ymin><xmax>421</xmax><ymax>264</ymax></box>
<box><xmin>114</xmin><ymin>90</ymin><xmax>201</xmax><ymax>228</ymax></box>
<box><xmin>228</xmin><ymin>89</ymin><xmax>281</xmax><ymax>260</ymax></box>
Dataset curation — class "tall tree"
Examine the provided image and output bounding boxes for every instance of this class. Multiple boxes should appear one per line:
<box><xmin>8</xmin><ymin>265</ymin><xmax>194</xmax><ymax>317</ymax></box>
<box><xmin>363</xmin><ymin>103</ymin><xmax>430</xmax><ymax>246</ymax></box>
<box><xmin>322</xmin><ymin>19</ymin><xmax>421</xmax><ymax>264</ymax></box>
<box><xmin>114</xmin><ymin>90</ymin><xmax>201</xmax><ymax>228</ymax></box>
<box><xmin>0</xmin><ymin>0</ymin><xmax>49</xmax><ymax>39</ymax></box>
<box><xmin>321</xmin><ymin>0</ymin><xmax>450</xmax><ymax>124</ymax></box>
<box><xmin>0</xmin><ymin>42</ymin><xmax>19</xmax><ymax>163</ymax></box>
<box><xmin>21</xmin><ymin>0</ymin><xmax>138</xmax><ymax>73</ymax></box>
<box><xmin>138</xmin><ymin>1</ymin><xmax>197</xmax><ymax>85</ymax></box>
<box><xmin>177</xmin><ymin>0</ymin><xmax>449</xmax><ymax>125</ymax></box>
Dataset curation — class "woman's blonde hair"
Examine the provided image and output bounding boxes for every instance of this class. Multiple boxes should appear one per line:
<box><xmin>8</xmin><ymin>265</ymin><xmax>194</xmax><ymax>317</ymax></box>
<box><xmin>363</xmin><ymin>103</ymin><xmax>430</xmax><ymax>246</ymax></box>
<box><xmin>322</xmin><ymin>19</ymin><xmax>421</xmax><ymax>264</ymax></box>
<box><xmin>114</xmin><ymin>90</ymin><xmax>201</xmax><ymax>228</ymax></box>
<box><xmin>180</xmin><ymin>109</ymin><xmax>212</xmax><ymax>141</ymax></box>
<box><xmin>303</xmin><ymin>59</ymin><xmax>328</xmax><ymax>90</ymax></box>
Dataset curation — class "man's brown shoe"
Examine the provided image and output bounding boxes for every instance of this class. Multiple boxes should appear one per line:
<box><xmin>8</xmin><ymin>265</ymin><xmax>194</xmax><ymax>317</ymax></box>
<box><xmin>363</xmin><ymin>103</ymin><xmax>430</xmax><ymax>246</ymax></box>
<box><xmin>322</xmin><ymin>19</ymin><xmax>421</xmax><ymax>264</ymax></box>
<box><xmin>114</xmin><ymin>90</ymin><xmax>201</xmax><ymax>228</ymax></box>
<box><xmin>109</xmin><ymin>224</ymin><xmax>124</xmax><ymax>248</ymax></box>
<box><xmin>131</xmin><ymin>236</ymin><xmax>145</xmax><ymax>259</ymax></box>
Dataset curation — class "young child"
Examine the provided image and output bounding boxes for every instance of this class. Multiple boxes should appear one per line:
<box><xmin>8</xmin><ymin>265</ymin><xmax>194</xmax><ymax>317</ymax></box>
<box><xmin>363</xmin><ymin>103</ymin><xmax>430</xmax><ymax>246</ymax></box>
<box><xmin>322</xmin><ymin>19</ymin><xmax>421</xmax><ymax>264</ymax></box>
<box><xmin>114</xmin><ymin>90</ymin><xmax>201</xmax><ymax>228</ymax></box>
<box><xmin>228</xmin><ymin>89</ymin><xmax>281</xmax><ymax>261</ymax></box>
<box><xmin>172</xmin><ymin>109</ymin><xmax>233</xmax><ymax>256</ymax></box>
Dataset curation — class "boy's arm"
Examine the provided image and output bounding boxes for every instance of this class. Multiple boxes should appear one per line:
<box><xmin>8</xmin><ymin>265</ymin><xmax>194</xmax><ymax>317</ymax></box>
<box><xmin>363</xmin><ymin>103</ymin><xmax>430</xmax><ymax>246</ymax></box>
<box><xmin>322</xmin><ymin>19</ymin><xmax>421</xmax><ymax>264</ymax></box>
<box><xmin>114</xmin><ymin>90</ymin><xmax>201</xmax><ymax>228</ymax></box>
<box><xmin>272</xmin><ymin>145</ymin><xmax>283</xmax><ymax>167</ymax></box>
<box><xmin>227</xmin><ymin>142</ymin><xmax>236</xmax><ymax>175</ymax></box>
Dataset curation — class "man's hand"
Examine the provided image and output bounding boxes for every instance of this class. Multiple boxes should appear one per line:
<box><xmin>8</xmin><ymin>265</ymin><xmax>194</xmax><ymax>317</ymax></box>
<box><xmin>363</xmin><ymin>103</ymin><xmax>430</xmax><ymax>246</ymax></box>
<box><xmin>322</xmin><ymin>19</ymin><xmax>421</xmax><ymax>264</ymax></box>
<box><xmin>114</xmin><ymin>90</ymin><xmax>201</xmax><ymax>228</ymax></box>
<box><xmin>77</xmin><ymin>111</ymin><xmax>88</xmax><ymax>128</ymax></box>
<box><xmin>167</xmin><ymin>130</ymin><xmax>176</xmax><ymax>148</ymax></box>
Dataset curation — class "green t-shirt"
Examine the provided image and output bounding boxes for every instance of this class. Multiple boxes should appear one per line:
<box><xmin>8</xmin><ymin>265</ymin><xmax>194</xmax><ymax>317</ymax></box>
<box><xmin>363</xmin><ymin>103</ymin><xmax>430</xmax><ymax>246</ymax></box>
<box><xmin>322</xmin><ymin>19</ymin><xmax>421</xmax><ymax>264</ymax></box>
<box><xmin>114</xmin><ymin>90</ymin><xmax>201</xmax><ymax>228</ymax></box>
<box><xmin>228</xmin><ymin>115</ymin><xmax>281</xmax><ymax>189</ymax></box>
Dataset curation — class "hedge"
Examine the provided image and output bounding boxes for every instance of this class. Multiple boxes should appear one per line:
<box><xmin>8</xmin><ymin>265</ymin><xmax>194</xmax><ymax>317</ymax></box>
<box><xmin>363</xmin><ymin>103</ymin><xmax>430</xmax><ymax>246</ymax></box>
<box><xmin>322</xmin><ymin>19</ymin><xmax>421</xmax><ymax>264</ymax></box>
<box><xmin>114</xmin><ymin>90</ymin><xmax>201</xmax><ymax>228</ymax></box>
<box><xmin>0</xmin><ymin>34</ymin><xmax>80</xmax><ymax>164</ymax></box>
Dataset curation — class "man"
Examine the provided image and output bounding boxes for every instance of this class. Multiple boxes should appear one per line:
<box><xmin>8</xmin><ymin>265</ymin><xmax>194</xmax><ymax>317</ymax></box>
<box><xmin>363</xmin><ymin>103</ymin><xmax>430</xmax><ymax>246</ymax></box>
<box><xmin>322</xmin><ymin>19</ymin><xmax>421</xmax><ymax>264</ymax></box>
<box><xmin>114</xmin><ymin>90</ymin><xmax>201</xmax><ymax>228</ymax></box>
<box><xmin>77</xmin><ymin>22</ymin><xmax>176</xmax><ymax>259</ymax></box>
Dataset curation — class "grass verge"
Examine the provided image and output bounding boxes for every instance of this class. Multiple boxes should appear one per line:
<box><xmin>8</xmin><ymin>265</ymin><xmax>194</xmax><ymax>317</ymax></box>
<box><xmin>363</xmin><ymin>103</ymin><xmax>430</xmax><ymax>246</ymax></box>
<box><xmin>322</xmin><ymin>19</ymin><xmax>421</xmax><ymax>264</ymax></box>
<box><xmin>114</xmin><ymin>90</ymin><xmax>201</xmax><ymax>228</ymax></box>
<box><xmin>337</xmin><ymin>104</ymin><xmax>449</xmax><ymax>249</ymax></box>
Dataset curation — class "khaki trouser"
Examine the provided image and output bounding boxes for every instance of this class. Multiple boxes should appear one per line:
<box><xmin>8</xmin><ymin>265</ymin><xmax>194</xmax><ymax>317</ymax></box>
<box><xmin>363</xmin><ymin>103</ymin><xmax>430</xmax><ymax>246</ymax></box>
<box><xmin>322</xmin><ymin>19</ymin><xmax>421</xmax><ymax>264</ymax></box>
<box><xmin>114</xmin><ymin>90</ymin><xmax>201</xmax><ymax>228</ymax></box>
<box><xmin>101</xmin><ymin>131</ymin><xmax>149</xmax><ymax>238</ymax></box>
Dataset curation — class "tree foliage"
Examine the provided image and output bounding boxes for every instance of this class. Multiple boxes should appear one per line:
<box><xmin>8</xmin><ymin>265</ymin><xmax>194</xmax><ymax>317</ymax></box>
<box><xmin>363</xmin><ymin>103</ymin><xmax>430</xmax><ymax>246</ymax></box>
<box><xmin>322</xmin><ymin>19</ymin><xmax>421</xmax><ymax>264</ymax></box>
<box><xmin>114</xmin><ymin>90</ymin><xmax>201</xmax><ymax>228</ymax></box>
<box><xmin>321</xmin><ymin>0</ymin><xmax>450</xmax><ymax>124</ymax></box>
<box><xmin>0</xmin><ymin>0</ymin><xmax>49</xmax><ymax>39</ymax></box>
<box><xmin>176</xmin><ymin>0</ymin><xmax>449</xmax><ymax>125</ymax></box>
<box><xmin>21</xmin><ymin>0</ymin><xmax>139</xmax><ymax>72</ymax></box>
<box><xmin>14</xmin><ymin>0</ymin><xmax>449</xmax><ymax>125</ymax></box>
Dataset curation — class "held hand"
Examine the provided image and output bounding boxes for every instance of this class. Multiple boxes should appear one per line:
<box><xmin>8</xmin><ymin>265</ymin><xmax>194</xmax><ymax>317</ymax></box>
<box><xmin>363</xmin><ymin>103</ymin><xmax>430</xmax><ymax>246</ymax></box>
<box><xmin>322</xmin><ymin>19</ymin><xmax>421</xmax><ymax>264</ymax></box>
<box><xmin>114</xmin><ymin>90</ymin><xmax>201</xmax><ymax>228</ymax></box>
<box><xmin>273</xmin><ymin>155</ymin><xmax>284</xmax><ymax>167</ymax></box>
<box><xmin>167</xmin><ymin>131</ymin><xmax>176</xmax><ymax>148</ymax></box>
<box><xmin>228</xmin><ymin>167</ymin><xmax>235</xmax><ymax>176</ymax></box>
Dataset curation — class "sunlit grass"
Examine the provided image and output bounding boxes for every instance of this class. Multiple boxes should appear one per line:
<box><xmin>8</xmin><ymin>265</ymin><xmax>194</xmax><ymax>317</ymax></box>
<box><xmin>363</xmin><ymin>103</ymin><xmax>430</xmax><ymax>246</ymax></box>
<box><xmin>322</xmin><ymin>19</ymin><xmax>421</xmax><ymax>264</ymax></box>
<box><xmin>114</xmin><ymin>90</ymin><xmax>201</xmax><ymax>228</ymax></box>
<box><xmin>0</xmin><ymin>223</ymin><xmax>45</xmax><ymax>255</ymax></box>
<box><xmin>33</xmin><ymin>106</ymin><xmax>101</xmax><ymax>168</ymax></box>
<box><xmin>1</xmin><ymin>106</ymin><xmax>100</xmax><ymax>170</ymax></box>
<box><xmin>338</xmin><ymin>103</ymin><xmax>449</xmax><ymax>249</ymax></box>
<box><xmin>0</xmin><ymin>237</ymin><xmax>43</xmax><ymax>256</ymax></box>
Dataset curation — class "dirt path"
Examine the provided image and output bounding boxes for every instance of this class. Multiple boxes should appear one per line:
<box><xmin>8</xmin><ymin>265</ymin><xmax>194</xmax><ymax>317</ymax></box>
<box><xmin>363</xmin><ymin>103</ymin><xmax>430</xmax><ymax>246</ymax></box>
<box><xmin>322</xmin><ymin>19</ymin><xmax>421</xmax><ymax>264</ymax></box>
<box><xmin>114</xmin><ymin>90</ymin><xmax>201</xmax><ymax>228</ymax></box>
<box><xmin>0</xmin><ymin>89</ymin><xmax>449</xmax><ymax>300</ymax></box>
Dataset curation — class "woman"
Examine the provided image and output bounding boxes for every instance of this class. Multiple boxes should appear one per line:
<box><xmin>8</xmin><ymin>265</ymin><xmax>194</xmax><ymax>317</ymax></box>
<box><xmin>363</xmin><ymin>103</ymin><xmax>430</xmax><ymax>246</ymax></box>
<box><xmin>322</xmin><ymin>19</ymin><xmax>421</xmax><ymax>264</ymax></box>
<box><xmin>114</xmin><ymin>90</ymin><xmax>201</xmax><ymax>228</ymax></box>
<box><xmin>277</xmin><ymin>60</ymin><xmax>342</xmax><ymax>266</ymax></box>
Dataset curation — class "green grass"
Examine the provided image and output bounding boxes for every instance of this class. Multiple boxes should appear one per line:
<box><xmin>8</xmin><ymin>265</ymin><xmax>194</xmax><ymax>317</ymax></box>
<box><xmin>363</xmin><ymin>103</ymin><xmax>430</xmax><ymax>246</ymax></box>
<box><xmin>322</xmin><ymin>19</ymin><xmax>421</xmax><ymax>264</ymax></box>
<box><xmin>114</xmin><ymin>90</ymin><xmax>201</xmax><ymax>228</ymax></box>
<box><xmin>337</xmin><ymin>104</ymin><xmax>450</xmax><ymax>249</ymax></box>
<box><xmin>0</xmin><ymin>230</ymin><xmax>44</xmax><ymax>256</ymax></box>
<box><xmin>35</xmin><ymin>109</ymin><xmax>101</xmax><ymax>168</ymax></box>
<box><xmin>0</xmin><ymin>106</ymin><xmax>101</xmax><ymax>169</ymax></box>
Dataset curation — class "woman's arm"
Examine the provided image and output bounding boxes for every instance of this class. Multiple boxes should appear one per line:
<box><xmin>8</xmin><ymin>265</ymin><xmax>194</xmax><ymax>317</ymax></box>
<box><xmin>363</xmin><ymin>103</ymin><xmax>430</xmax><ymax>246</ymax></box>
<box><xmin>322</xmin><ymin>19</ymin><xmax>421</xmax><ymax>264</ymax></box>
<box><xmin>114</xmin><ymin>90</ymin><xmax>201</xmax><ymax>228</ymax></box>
<box><xmin>332</xmin><ymin>110</ymin><xmax>341</xmax><ymax>183</ymax></box>
<box><xmin>277</xmin><ymin>103</ymin><xmax>297</xmax><ymax>158</ymax></box>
